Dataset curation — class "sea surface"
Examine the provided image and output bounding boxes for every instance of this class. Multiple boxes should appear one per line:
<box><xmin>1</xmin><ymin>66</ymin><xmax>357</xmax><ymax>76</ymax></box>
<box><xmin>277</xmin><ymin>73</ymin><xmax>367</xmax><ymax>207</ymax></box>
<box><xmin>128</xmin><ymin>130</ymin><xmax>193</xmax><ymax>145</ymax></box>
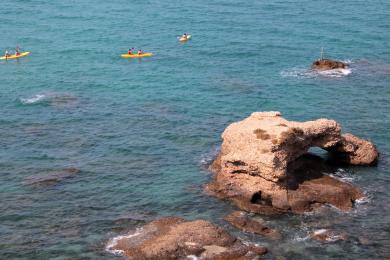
<box><xmin>1</xmin><ymin>0</ymin><xmax>389</xmax><ymax>259</ymax></box>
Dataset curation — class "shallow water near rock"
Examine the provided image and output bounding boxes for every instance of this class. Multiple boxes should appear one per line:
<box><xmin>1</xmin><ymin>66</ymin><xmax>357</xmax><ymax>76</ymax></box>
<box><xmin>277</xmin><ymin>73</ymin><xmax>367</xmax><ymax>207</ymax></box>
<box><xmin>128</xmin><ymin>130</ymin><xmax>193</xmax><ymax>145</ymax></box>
<box><xmin>0</xmin><ymin>0</ymin><xmax>389</xmax><ymax>259</ymax></box>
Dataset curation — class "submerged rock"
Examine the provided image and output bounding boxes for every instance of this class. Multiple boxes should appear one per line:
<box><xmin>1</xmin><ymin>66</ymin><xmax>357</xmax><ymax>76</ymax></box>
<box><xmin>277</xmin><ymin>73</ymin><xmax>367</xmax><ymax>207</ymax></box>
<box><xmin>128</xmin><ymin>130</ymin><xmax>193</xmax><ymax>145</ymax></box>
<box><xmin>23</xmin><ymin>168</ymin><xmax>80</xmax><ymax>187</ymax></box>
<box><xmin>207</xmin><ymin>112</ymin><xmax>378</xmax><ymax>214</ymax></box>
<box><xmin>310</xmin><ymin>229</ymin><xmax>347</xmax><ymax>242</ymax></box>
<box><xmin>224</xmin><ymin>211</ymin><xmax>281</xmax><ymax>240</ymax></box>
<box><xmin>50</xmin><ymin>94</ymin><xmax>79</xmax><ymax>108</ymax></box>
<box><xmin>311</xmin><ymin>59</ymin><xmax>348</xmax><ymax>70</ymax></box>
<box><xmin>112</xmin><ymin>211</ymin><xmax>154</xmax><ymax>232</ymax></box>
<box><xmin>106</xmin><ymin>217</ymin><xmax>267</xmax><ymax>259</ymax></box>
<box><xmin>20</xmin><ymin>92</ymin><xmax>79</xmax><ymax>108</ymax></box>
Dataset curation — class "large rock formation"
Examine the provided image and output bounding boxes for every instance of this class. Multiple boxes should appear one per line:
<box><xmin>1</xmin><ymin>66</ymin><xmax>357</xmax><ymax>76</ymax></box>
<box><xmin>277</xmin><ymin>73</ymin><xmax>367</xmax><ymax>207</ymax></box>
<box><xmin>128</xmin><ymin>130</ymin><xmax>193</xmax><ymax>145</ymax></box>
<box><xmin>106</xmin><ymin>217</ymin><xmax>267</xmax><ymax>259</ymax></box>
<box><xmin>207</xmin><ymin>112</ymin><xmax>378</xmax><ymax>214</ymax></box>
<box><xmin>311</xmin><ymin>59</ymin><xmax>348</xmax><ymax>70</ymax></box>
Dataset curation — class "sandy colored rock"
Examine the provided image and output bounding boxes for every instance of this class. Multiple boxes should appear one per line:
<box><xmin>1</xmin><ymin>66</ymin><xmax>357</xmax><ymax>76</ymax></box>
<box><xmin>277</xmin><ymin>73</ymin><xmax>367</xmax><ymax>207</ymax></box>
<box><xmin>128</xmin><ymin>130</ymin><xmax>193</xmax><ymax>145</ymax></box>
<box><xmin>208</xmin><ymin>112</ymin><xmax>377</xmax><ymax>213</ymax></box>
<box><xmin>327</xmin><ymin>133</ymin><xmax>379</xmax><ymax>165</ymax></box>
<box><xmin>224</xmin><ymin>211</ymin><xmax>281</xmax><ymax>239</ymax></box>
<box><xmin>211</xmin><ymin>111</ymin><xmax>377</xmax><ymax>182</ymax></box>
<box><xmin>107</xmin><ymin>217</ymin><xmax>267</xmax><ymax>259</ymax></box>
<box><xmin>311</xmin><ymin>59</ymin><xmax>348</xmax><ymax>70</ymax></box>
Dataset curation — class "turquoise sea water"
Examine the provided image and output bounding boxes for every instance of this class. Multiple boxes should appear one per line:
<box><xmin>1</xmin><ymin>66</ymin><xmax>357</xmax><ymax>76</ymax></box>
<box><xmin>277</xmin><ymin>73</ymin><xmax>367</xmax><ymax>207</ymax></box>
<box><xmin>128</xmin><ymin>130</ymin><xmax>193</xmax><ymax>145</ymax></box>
<box><xmin>1</xmin><ymin>0</ymin><xmax>389</xmax><ymax>258</ymax></box>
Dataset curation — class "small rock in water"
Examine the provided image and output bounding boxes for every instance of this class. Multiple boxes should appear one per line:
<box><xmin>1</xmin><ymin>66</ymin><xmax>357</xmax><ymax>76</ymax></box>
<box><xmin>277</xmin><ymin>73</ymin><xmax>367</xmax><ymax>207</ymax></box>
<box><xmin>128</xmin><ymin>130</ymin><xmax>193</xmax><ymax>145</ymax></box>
<box><xmin>310</xmin><ymin>229</ymin><xmax>347</xmax><ymax>242</ymax></box>
<box><xmin>358</xmin><ymin>236</ymin><xmax>372</xmax><ymax>245</ymax></box>
<box><xmin>224</xmin><ymin>211</ymin><xmax>281</xmax><ymax>240</ymax></box>
<box><xmin>311</xmin><ymin>59</ymin><xmax>348</xmax><ymax>70</ymax></box>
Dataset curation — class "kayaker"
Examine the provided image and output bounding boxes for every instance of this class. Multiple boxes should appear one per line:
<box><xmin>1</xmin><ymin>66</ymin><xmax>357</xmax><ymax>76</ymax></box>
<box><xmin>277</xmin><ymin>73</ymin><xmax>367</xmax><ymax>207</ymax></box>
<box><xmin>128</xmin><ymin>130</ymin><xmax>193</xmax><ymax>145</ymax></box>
<box><xmin>128</xmin><ymin>48</ymin><xmax>134</xmax><ymax>55</ymax></box>
<box><xmin>137</xmin><ymin>49</ymin><xmax>143</xmax><ymax>55</ymax></box>
<box><xmin>15</xmin><ymin>46</ymin><xmax>21</xmax><ymax>56</ymax></box>
<box><xmin>4</xmin><ymin>50</ymin><xmax>10</xmax><ymax>58</ymax></box>
<box><xmin>181</xmin><ymin>33</ymin><xmax>188</xmax><ymax>39</ymax></box>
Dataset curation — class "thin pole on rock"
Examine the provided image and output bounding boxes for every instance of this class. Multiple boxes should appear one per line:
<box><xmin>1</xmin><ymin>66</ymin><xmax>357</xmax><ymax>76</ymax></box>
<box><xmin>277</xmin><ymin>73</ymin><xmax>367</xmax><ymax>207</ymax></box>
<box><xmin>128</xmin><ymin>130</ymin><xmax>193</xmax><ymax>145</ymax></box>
<box><xmin>320</xmin><ymin>47</ymin><xmax>324</xmax><ymax>60</ymax></box>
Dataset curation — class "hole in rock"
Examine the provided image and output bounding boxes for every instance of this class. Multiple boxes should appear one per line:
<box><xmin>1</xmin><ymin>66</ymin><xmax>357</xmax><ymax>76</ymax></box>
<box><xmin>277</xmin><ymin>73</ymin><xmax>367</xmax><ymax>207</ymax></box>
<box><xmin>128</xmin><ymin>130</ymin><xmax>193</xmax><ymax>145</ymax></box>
<box><xmin>308</xmin><ymin>147</ymin><xmax>328</xmax><ymax>158</ymax></box>
<box><xmin>229</xmin><ymin>160</ymin><xmax>247</xmax><ymax>166</ymax></box>
<box><xmin>250</xmin><ymin>191</ymin><xmax>272</xmax><ymax>206</ymax></box>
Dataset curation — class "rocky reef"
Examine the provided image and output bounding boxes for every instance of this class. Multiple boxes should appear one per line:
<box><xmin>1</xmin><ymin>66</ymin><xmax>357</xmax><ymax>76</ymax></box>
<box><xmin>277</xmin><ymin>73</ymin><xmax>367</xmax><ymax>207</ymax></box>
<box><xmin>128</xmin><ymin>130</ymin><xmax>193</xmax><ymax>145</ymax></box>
<box><xmin>207</xmin><ymin>112</ymin><xmax>378</xmax><ymax>214</ymax></box>
<box><xmin>23</xmin><ymin>168</ymin><xmax>80</xmax><ymax>188</ymax></box>
<box><xmin>311</xmin><ymin>59</ymin><xmax>348</xmax><ymax>70</ymax></box>
<box><xmin>107</xmin><ymin>217</ymin><xmax>267</xmax><ymax>259</ymax></box>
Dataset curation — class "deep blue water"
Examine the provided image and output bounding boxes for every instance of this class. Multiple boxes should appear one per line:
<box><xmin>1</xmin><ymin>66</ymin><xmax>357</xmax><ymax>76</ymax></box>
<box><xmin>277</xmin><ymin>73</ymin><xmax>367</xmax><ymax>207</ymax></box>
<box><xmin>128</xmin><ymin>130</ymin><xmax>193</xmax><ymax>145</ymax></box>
<box><xmin>1</xmin><ymin>0</ymin><xmax>389</xmax><ymax>258</ymax></box>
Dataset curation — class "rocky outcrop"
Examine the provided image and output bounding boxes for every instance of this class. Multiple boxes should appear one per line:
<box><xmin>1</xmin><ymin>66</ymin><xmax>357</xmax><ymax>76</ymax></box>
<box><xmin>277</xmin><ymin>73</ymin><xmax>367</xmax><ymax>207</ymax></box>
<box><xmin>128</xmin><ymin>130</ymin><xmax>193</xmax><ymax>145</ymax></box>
<box><xmin>311</xmin><ymin>59</ymin><xmax>348</xmax><ymax>70</ymax></box>
<box><xmin>207</xmin><ymin>112</ymin><xmax>378</xmax><ymax>214</ymax></box>
<box><xmin>327</xmin><ymin>133</ymin><xmax>378</xmax><ymax>165</ymax></box>
<box><xmin>224</xmin><ymin>211</ymin><xmax>281</xmax><ymax>240</ymax></box>
<box><xmin>107</xmin><ymin>217</ymin><xmax>267</xmax><ymax>259</ymax></box>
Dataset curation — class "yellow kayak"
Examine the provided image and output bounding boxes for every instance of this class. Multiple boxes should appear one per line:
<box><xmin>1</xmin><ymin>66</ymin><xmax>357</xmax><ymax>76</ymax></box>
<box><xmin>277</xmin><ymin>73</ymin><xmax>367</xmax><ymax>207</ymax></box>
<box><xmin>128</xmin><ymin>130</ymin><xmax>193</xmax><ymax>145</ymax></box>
<box><xmin>0</xmin><ymin>52</ymin><xmax>30</xmax><ymax>60</ymax></box>
<box><xmin>121</xmin><ymin>53</ymin><xmax>153</xmax><ymax>58</ymax></box>
<box><xmin>179</xmin><ymin>35</ymin><xmax>191</xmax><ymax>42</ymax></box>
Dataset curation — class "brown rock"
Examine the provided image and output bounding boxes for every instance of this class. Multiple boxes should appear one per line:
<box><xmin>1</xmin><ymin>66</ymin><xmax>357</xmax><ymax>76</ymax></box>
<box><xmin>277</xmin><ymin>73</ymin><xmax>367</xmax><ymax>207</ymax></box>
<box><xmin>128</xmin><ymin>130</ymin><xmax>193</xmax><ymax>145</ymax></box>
<box><xmin>224</xmin><ymin>211</ymin><xmax>281</xmax><ymax>239</ymax></box>
<box><xmin>327</xmin><ymin>133</ymin><xmax>379</xmax><ymax>165</ymax></box>
<box><xmin>106</xmin><ymin>217</ymin><xmax>267</xmax><ymax>259</ymax></box>
<box><xmin>311</xmin><ymin>59</ymin><xmax>348</xmax><ymax>70</ymax></box>
<box><xmin>207</xmin><ymin>112</ymin><xmax>377</xmax><ymax>213</ymax></box>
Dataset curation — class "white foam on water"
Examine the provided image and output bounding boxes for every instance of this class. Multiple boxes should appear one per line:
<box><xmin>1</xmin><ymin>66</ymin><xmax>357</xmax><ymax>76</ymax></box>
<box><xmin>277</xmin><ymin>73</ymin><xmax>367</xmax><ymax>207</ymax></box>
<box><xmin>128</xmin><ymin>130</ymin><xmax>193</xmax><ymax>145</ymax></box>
<box><xmin>312</xmin><ymin>229</ymin><xmax>345</xmax><ymax>242</ymax></box>
<box><xmin>329</xmin><ymin>174</ymin><xmax>355</xmax><ymax>183</ymax></box>
<box><xmin>281</xmin><ymin>65</ymin><xmax>352</xmax><ymax>79</ymax></box>
<box><xmin>105</xmin><ymin>228</ymin><xmax>143</xmax><ymax>256</ymax></box>
<box><xmin>199</xmin><ymin>146</ymin><xmax>220</xmax><ymax>167</ymax></box>
<box><xmin>20</xmin><ymin>94</ymin><xmax>47</xmax><ymax>104</ymax></box>
<box><xmin>292</xmin><ymin>234</ymin><xmax>309</xmax><ymax>242</ymax></box>
<box><xmin>280</xmin><ymin>67</ymin><xmax>308</xmax><ymax>78</ymax></box>
<box><xmin>186</xmin><ymin>255</ymin><xmax>200</xmax><ymax>260</ymax></box>
<box><xmin>355</xmin><ymin>195</ymin><xmax>371</xmax><ymax>205</ymax></box>
<box><xmin>340</xmin><ymin>59</ymin><xmax>353</xmax><ymax>64</ymax></box>
<box><xmin>329</xmin><ymin>168</ymin><xmax>356</xmax><ymax>183</ymax></box>
<box><xmin>317</xmin><ymin>68</ymin><xmax>352</xmax><ymax>77</ymax></box>
<box><xmin>313</xmin><ymin>229</ymin><xmax>327</xmax><ymax>235</ymax></box>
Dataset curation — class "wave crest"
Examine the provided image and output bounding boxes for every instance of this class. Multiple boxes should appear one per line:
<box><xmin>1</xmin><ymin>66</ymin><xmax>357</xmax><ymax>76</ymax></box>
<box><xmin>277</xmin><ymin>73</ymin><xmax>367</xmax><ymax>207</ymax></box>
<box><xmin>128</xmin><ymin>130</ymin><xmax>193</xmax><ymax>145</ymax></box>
<box><xmin>20</xmin><ymin>94</ymin><xmax>47</xmax><ymax>104</ymax></box>
<box><xmin>105</xmin><ymin>228</ymin><xmax>143</xmax><ymax>256</ymax></box>
<box><xmin>19</xmin><ymin>92</ymin><xmax>78</xmax><ymax>107</ymax></box>
<box><xmin>281</xmin><ymin>67</ymin><xmax>352</xmax><ymax>79</ymax></box>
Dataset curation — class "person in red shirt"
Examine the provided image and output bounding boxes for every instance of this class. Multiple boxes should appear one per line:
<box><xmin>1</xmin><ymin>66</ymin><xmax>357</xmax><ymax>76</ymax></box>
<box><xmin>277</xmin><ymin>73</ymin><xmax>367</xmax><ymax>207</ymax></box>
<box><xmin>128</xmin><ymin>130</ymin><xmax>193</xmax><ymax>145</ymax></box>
<box><xmin>15</xmin><ymin>46</ymin><xmax>21</xmax><ymax>56</ymax></box>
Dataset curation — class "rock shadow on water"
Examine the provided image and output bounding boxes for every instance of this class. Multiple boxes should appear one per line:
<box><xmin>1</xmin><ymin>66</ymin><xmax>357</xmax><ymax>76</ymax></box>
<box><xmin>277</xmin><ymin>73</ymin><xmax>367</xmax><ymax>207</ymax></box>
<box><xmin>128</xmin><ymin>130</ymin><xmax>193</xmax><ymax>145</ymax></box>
<box><xmin>280</xmin><ymin>153</ymin><xmax>365</xmax><ymax>212</ymax></box>
<box><xmin>22</xmin><ymin>168</ymin><xmax>80</xmax><ymax>188</ymax></box>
